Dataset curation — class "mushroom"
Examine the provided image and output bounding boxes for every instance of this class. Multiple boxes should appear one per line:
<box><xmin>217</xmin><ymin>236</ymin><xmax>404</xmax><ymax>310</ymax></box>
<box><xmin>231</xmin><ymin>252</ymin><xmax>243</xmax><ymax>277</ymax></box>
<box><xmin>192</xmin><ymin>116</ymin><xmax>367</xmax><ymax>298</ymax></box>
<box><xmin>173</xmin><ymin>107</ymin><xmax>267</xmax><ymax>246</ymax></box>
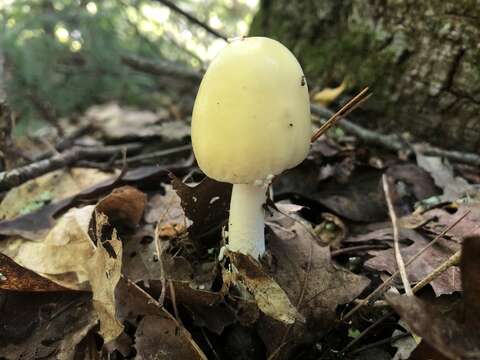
<box><xmin>191</xmin><ymin>37</ymin><xmax>311</xmax><ymax>259</ymax></box>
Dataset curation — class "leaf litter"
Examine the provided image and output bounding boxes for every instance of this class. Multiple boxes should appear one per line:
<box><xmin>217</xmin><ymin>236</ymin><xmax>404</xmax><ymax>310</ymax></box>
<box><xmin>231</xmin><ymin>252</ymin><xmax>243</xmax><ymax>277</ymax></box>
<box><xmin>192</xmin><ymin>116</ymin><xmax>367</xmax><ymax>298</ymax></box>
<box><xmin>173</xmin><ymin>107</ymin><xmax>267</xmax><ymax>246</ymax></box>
<box><xmin>2</xmin><ymin>102</ymin><xmax>480</xmax><ymax>359</ymax></box>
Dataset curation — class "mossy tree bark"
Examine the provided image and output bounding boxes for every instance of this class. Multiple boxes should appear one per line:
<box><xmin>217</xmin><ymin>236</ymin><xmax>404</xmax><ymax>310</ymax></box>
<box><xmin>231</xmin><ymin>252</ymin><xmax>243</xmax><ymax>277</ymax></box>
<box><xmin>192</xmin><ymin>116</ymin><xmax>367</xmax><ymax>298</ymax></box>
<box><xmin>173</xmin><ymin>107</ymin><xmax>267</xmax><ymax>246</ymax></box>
<box><xmin>250</xmin><ymin>0</ymin><xmax>480</xmax><ymax>152</ymax></box>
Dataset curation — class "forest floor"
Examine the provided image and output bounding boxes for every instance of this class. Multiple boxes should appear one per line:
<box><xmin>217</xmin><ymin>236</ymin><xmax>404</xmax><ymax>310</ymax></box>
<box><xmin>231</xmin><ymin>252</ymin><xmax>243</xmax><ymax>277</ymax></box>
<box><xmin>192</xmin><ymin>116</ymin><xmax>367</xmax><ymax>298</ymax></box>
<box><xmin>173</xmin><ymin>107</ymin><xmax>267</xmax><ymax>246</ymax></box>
<box><xmin>1</xmin><ymin>92</ymin><xmax>479</xmax><ymax>360</ymax></box>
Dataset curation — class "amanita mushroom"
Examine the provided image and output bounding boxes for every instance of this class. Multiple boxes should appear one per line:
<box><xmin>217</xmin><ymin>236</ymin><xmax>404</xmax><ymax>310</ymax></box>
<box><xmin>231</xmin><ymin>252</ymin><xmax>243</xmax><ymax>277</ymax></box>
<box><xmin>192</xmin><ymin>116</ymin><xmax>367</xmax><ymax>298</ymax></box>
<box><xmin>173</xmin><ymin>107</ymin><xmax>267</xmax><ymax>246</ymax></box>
<box><xmin>191</xmin><ymin>37</ymin><xmax>311</xmax><ymax>259</ymax></box>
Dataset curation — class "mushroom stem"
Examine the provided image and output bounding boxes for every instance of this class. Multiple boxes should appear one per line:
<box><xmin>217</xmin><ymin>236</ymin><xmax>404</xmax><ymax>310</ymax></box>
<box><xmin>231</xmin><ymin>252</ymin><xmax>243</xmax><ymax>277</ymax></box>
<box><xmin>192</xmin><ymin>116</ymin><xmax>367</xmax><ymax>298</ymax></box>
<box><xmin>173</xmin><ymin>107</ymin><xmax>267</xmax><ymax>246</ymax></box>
<box><xmin>228</xmin><ymin>183</ymin><xmax>266</xmax><ymax>259</ymax></box>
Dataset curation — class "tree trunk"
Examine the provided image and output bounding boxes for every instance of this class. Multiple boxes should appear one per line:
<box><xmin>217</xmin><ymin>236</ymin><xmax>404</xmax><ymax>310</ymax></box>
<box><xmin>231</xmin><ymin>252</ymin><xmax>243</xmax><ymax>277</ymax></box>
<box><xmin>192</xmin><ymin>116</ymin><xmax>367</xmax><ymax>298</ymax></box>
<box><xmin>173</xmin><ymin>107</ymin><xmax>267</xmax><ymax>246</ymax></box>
<box><xmin>250</xmin><ymin>0</ymin><xmax>480</xmax><ymax>152</ymax></box>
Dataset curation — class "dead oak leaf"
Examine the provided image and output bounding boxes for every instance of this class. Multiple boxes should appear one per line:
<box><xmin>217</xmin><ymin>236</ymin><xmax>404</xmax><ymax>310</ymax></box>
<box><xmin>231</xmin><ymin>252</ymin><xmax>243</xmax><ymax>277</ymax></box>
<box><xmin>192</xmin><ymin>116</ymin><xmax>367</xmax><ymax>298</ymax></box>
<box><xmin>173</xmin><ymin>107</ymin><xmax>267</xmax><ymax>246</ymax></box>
<box><xmin>365</xmin><ymin>228</ymin><xmax>461</xmax><ymax>296</ymax></box>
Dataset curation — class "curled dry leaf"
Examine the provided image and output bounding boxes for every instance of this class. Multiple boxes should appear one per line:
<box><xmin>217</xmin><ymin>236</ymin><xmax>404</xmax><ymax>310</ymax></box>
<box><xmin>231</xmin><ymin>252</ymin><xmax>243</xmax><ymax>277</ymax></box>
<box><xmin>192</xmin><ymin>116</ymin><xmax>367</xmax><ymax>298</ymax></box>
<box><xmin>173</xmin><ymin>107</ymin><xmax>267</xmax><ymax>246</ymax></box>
<box><xmin>229</xmin><ymin>251</ymin><xmax>304</xmax><ymax>325</ymax></box>
<box><xmin>96</xmin><ymin>185</ymin><xmax>147</xmax><ymax>230</ymax></box>
<box><xmin>387</xmin><ymin>236</ymin><xmax>480</xmax><ymax>360</ymax></box>
<box><xmin>2</xmin><ymin>202</ymin><xmax>127</xmax><ymax>342</ymax></box>
<box><xmin>172</xmin><ymin>175</ymin><xmax>231</xmax><ymax>248</ymax></box>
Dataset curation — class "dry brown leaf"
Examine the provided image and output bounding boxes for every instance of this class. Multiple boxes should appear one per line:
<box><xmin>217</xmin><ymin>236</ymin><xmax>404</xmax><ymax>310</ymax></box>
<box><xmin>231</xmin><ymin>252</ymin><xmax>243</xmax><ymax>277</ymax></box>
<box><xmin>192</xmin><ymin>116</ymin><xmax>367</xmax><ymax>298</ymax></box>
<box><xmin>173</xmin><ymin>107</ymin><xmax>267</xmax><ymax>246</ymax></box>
<box><xmin>2</xmin><ymin>204</ymin><xmax>124</xmax><ymax>342</ymax></box>
<box><xmin>172</xmin><ymin>175</ymin><xmax>231</xmax><ymax>248</ymax></box>
<box><xmin>312</xmin><ymin>80</ymin><xmax>347</xmax><ymax>106</ymax></box>
<box><xmin>258</xmin><ymin>211</ymin><xmax>369</xmax><ymax>358</ymax></box>
<box><xmin>0</xmin><ymin>168</ymin><xmax>115</xmax><ymax>221</ymax></box>
<box><xmin>115</xmin><ymin>277</ymin><xmax>208</xmax><ymax>360</ymax></box>
<box><xmin>229</xmin><ymin>252</ymin><xmax>304</xmax><ymax>325</ymax></box>
<box><xmin>96</xmin><ymin>185</ymin><xmax>147</xmax><ymax>229</ymax></box>
<box><xmin>88</xmin><ymin>212</ymin><xmax>124</xmax><ymax>342</ymax></box>
<box><xmin>365</xmin><ymin>228</ymin><xmax>461</xmax><ymax>296</ymax></box>
<box><xmin>0</xmin><ymin>252</ymin><xmax>71</xmax><ymax>292</ymax></box>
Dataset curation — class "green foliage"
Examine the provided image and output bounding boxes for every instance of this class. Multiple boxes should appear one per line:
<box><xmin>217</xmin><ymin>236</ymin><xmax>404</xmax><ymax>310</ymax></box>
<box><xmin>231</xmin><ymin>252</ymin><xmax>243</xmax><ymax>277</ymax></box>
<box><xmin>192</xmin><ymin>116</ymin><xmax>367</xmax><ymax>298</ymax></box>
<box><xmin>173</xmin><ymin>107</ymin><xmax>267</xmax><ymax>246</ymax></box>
<box><xmin>0</xmin><ymin>0</ymin><xmax>257</xmax><ymax>130</ymax></box>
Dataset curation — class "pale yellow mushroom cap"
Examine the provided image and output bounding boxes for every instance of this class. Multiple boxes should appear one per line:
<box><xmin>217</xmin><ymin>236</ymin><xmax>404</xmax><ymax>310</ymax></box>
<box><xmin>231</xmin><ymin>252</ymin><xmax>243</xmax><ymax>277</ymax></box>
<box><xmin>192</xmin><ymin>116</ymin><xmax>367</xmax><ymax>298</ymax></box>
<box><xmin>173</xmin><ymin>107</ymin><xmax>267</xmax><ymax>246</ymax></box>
<box><xmin>191</xmin><ymin>37</ymin><xmax>311</xmax><ymax>184</ymax></box>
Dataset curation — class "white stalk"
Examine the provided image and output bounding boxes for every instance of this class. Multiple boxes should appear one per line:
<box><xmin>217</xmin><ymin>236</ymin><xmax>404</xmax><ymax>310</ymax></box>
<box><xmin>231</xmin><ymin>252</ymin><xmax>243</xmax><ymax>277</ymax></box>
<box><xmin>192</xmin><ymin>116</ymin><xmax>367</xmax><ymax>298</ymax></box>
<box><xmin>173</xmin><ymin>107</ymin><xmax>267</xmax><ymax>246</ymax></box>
<box><xmin>228</xmin><ymin>183</ymin><xmax>267</xmax><ymax>259</ymax></box>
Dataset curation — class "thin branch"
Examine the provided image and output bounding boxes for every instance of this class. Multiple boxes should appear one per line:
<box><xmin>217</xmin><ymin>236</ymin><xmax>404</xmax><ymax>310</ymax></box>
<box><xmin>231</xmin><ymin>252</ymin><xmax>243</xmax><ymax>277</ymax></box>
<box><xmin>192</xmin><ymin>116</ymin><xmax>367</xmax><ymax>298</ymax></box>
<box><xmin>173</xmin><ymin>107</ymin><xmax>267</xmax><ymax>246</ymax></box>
<box><xmin>382</xmin><ymin>175</ymin><xmax>413</xmax><ymax>296</ymax></box>
<box><xmin>416</xmin><ymin>144</ymin><xmax>480</xmax><ymax>167</ymax></box>
<box><xmin>153</xmin><ymin>0</ymin><xmax>228</xmax><ymax>41</ymax></box>
<box><xmin>121</xmin><ymin>55</ymin><xmax>202</xmax><ymax>82</ymax></box>
<box><xmin>310</xmin><ymin>87</ymin><xmax>371</xmax><ymax>143</ymax></box>
<box><xmin>411</xmin><ymin>249</ymin><xmax>461</xmax><ymax>293</ymax></box>
<box><xmin>115</xmin><ymin>144</ymin><xmax>192</xmax><ymax>165</ymax></box>
<box><xmin>331</xmin><ymin>244</ymin><xmax>389</xmax><ymax>257</ymax></box>
<box><xmin>0</xmin><ymin>143</ymin><xmax>142</xmax><ymax>191</ymax></box>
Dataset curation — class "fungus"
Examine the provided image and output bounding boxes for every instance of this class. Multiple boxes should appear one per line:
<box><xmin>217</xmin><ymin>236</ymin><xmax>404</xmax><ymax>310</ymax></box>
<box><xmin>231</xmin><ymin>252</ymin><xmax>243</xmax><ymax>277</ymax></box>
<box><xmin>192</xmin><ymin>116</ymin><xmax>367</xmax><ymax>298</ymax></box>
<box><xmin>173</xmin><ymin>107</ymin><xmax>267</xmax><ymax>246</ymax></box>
<box><xmin>191</xmin><ymin>37</ymin><xmax>311</xmax><ymax>259</ymax></box>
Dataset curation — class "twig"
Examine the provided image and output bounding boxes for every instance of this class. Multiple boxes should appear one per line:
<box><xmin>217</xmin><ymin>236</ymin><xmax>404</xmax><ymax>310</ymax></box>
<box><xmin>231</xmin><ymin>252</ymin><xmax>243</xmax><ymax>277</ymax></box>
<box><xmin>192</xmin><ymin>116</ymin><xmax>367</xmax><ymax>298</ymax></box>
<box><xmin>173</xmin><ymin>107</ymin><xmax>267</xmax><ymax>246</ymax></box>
<box><xmin>121</xmin><ymin>55</ymin><xmax>203</xmax><ymax>82</ymax></box>
<box><xmin>412</xmin><ymin>249</ymin><xmax>461</xmax><ymax>293</ymax></box>
<box><xmin>382</xmin><ymin>175</ymin><xmax>413</xmax><ymax>296</ymax></box>
<box><xmin>154</xmin><ymin>224</ymin><xmax>167</xmax><ymax>307</ymax></box>
<box><xmin>342</xmin><ymin>210</ymin><xmax>470</xmax><ymax>321</ymax></box>
<box><xmin>152</xmin><ymin>0</ymin><xmax>228</xmax><ymax>41</ymax></box>
<box><xmin>200</xmin><ymin>327</ymin><xmax>221</xmax><ymax>360</ymax></box>
<box><xmin>114</xmin><ymin>144</ymin><xmax>192</xmax><ymax>164</ymax></box>
<box><xmin>347</xmin><ymin>333</ymin><xmax>409</xmax><ymax>355</ymax></box>
<box><xmin>310</xmin><ymin>87</ymin><xmax>371</xmax><ymax>143</ymax></box>
<box><xmin>416</xmin><ymin>144</ymin><xmax>480</xmax><ymax>167</ymax></box>
<box><xmin>169</xmin><ymin>279</ymin><xmax>183</xmax><ymax>326</ymax></box>
<box><xmin>331</xmin><ymin>244</ymin><xmax>389</xmax><ymax>257</ymax></box>
<box><xmin>311</xmin><ymin>104</ymin><xmax>408</xmax><ymax>152</ymax></box>
<box><xmin>0</xmin><ymin>143</ymin><xmax>142</xmax><ymax>191</ymax></box>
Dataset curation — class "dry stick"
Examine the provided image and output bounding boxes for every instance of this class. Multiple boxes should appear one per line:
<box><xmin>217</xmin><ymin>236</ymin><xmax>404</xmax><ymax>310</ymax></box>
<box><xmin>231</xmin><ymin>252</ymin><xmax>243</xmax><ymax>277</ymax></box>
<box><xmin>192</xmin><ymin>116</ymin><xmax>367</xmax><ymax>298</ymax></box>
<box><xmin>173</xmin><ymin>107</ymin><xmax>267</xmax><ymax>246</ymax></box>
<box><xmin>310</xmin><ymin>87</ymin><xmax>371</xmax><ymax>143</ymax></box>
<box><xmin>169</xmin><ymin>279</ymin><xmax>183</xmax><ymax>326</ymax></box>
<box><xmin>0</xmin><ymin>143</ymin><xmax>143</xmax><ymax>191</ymax></box>
<box><xmin>348</xmin><ymin>333</ymin><xmax>409</xmax><ymax>356</ymax></box>
<box><xmin>412</xmin><ymin>249</ymin><xmax>461</xmax><ymax>293</ymax></box>
<box><xmin>154</xmin><ymin>223</ymin><xmax>167</xmax><ymax>307</ymax></box>
<box><xmin>342</xmin><ymin>209</ymin><xmax>470</xmax><ymax>322</ymax></box>
<box><xmin>153</xmin><ymin>0</ymin><xmax>228</xmax><ymax>41</ymax></box>
<box><xmin>331</xmin><ymin>244</ymin><xmax>389</xmax><ymax>257</ymax></box>
<box><xmin>115</xmin><ymin>144</ymin><xmax>192</xmax><ymax>164</ymax></box>
<box><xmin>382</xmin><ymin>175</ymin><xmax>413</xmax><ymax>296</ymax></box>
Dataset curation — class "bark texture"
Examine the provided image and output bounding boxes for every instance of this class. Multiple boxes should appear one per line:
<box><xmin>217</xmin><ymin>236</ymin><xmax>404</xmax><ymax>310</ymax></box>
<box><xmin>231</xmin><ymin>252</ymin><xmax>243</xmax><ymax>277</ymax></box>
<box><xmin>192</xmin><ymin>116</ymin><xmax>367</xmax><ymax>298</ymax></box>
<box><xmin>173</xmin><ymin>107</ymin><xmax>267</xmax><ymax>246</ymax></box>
<box><xmin>250</xmin><ymin>0</ymin><xmax>480</xmax><ymax>152</ymax></box>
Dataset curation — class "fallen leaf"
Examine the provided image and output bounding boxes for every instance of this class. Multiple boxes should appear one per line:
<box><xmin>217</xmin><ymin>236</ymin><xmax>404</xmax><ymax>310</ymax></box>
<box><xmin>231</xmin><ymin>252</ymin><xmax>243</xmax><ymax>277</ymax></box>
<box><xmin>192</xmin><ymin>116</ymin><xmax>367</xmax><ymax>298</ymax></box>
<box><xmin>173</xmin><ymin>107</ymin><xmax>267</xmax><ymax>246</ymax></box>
<box><xmin>96</xmin><ymin>185</ymin><xmax>147</xmax><ymax>230</ymax></box>
<box><xmin>258</xmin><ymin>211</ymin><xmax>369</xmax><ymax>358</ymax></box>
<box><xmin>0</xmin><ymin>163</ymin><xmax>192</xmax><ymax>240</ymax></box>
<box><xmin>229</xmin><ymin>252</ymin><xmax>304</xmax><ymax>325</ymax></box>
<box><xmin>115</xmin><ymin>277</ymin><xmax>208</xmax><ymax>359</ymax></box>
<box><xmin>86</xmin><ymin>102</ymin><xmax>190</xmax><ymax>142</ymax></box>
<box><xmin>415</xmin><ymin>151</ymin><xmax>477</xmax><ymax>201</ymax></box>
<box><xmin>135</xmin><ymin>315</ymin><xmax>207</xmax><ymax>360</ymax></box>
<box><xmin>0</xmin><ymin>292</ymin><xmax>96</xmax><ymax>360</ymax></box>
<box><xmin>365</xmin><ymin>228</ymin><xmax>461</xmax><ymax>296</ymax></box>
<box><xmin>144</xmin><ymin>184</ymin><xmax>187</xmax><ymax>226</ymax></box>
<box><xmin>87</xmin><ymin>212</ymin><xmax>124</xmax><ymax>342</ymax></box>
<box><xmin>387</xmin><ymin>236</ymin><xmax>480</xmax><ymax>359</ymax></box>
<box><xmin>172</xmin><ymin>175</ymin><xmax>231</xmax><ymax>248</ymax></box>
<box><xmin>312</xmin><ymin>80</ymin><xmax>347</xmax><ymax>107</ymax></box>
<box><xmin>3</xmin><ymin>202</ymin><xmax>124</xmax><ymax>341</ymax></box>
<box><xmin>0</xmin><ymin>252</ymin><xmax>71</xmax><ymax>292</ymax></box>
<box><xmin>0</xmin><ymin>168</ymin><xmax>115</xmax><ymax>220</ymax></box>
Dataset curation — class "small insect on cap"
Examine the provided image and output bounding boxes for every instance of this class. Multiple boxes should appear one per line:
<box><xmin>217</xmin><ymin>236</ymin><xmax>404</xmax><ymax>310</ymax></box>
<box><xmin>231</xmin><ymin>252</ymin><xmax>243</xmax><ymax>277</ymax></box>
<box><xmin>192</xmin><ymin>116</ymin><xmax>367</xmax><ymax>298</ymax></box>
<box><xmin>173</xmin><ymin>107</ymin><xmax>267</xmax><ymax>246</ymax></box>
<box><xmin>191</xmin><ymin>37</ymin><xmax>311</xmax><ymax>184</ymax></box>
